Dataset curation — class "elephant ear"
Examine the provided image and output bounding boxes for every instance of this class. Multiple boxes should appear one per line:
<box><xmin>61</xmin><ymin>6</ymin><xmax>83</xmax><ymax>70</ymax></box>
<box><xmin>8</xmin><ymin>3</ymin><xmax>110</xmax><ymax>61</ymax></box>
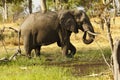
<box><xmin>58</xmin><ymin>11</ymin><xmax>78</xmax><ymax>33</ymax></box>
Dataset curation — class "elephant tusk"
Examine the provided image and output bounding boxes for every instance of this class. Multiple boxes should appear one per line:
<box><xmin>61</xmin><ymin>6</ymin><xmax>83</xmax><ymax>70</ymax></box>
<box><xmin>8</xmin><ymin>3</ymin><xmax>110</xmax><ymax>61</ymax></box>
<box><xmin>87</xmin><ymin>31</ymin><xmax>100</xmax><ymax>36</ymax></box>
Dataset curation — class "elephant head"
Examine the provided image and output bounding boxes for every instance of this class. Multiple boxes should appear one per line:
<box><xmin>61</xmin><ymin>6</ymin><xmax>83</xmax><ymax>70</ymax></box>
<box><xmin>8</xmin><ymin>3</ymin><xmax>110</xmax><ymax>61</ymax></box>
<box><xmin>57</xmin><ymin>10</ymin><xmax>78</xmax><ymax>46</ymax></box>
<box><xmin>58</xmin><ymin>10</ymin><xmax>78</xmax><ymax>33</ymax></box>
<box><xmin>71</xmin><ymin>10</ymin><xmax>97</xmax><ymax>44</ymax></box>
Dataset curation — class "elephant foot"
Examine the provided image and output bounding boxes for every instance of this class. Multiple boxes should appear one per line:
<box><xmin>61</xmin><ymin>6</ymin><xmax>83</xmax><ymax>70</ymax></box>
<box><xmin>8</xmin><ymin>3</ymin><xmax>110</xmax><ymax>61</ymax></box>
<box><xmin>35</xmin><ymin>53</ymin><xmax>40</xmax><ymax>57</ymax></box>
<box><xmin>26</xmin><ymin>54</ymin><xmax>32</xmax><ymax>59</ymax></box>
<box><xmin>27</xmin><ymin>56</ymin><xmax>32</xmax><ymax>59</ymax></box>
<box><xmin>34</xmin><ymin>46</ymin><xmax>41</xmax><ymax>57</ymax></box>
<box><xmin>66</xmin><ymin>50</ymin><xmax>75</xmax><ymax>58</ymax></box>
<box><xmin>66</xmin><ymin>53</ymin><xmax>74</xmax><ymax>58</ymax></box>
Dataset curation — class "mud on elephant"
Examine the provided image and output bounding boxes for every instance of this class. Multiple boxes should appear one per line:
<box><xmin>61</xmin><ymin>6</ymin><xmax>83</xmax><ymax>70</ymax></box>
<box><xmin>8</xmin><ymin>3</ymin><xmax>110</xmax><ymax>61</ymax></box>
<box><xmin>19</xmin><ymin>10</ymin><xmax>78</xmax><ymax>58</ymax></box>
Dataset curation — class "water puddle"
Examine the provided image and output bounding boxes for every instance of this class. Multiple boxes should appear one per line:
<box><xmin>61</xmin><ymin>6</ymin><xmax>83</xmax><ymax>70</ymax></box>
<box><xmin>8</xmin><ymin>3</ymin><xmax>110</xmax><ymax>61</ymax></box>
<box><xmin>71</xmin><ymin>63</ymin><xmax>108</xmax><ymax>76</ymax></box>
<box><xmin>45</xmin><ymin>60</ymin><xmax>108</xmax><ymax>76</ymax></box>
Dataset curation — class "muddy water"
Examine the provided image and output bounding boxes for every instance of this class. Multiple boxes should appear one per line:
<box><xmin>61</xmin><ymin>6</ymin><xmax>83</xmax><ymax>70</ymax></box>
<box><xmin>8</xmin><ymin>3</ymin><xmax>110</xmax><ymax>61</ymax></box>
<box><xmin>42</xmin><ymin>50</ymin><xmax>109</xmax><ymax>76</ymax></box>
<box><xmin>71</xmin><ymin>63</ymin><xmax>107</xmax><ymax>76</ymax></box>
<box><xmin>45</xmin><ymin>60</ymin><xmax>108</xmax><ymax>76</ymax></box>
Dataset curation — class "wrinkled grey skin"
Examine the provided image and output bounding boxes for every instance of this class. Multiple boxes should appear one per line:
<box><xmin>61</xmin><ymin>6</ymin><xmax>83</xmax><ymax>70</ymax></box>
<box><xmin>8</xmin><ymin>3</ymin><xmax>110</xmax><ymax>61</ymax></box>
<box><xmin>70</xmin><ymin>10</ymin><xmax>95</xmax><ymax>44</ymax></box>
<box><xmin>19</xmin><ymin>11</ymin><xmax>78</xmax><ymax>58</ymax></box>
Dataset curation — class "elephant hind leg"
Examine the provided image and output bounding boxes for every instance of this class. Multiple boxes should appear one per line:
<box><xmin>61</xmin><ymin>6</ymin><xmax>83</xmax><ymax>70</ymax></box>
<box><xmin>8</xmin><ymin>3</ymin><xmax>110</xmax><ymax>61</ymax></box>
<box><xmin>24</xmin><ymin>33</ymin><xmax>33</xmax><ymax>58</ymax></box>
<box><xmin>24</xmin><ymin>41</ymin><xmax>32</xmax><ymax>58</ymax></box>
<box><xmin>34</xmin><ymin>45</ymin><xmax>41</xmax><ymax>57</ymax></box>
<box><xmin>25</xmin><ymin>48</ymin><xmax>32</xmax><ymax>58</ymax></box>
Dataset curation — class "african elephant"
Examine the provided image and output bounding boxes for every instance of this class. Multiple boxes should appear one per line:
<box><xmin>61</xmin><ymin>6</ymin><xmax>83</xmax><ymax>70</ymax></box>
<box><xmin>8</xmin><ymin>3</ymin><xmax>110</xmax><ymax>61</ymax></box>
<box><xmin>19</xmin><ymin>10</ymin><xmax>96</xmax><ymax>58</ymax></box>
<box><xmin>19</xmin><ymin>10</ymin><xmax>78</xmax><ymax>58</ymax></box>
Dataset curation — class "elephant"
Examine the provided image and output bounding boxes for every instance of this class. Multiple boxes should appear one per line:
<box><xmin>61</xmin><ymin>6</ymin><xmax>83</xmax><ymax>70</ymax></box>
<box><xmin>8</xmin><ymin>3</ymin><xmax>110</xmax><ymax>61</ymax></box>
<box><xmin>70</xmin><ymin>10</ymin><xmax>96</xmax><ymax>44</ymax></box>
<box><xmin>19</xmin><ymin>10</ymin><xmax>78</xmax><ymax>58</ymax></box>
<box><xmin>19</xmin><ymin>10</ymin><xmax>97</xmax><ymax>58</ymax></box>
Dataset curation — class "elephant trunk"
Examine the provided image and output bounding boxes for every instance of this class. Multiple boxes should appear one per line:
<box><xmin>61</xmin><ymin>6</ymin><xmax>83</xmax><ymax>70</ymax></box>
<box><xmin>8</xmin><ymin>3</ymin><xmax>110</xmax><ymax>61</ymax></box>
<box><xmin>82</xmin><ymin>31</ymin><xmax>95</xmax><ymax>44</ymax></box>
<box><xmin>82</xmin><ymin>23</ymin><xmax>95</xmax><ymax>44</ymax></box>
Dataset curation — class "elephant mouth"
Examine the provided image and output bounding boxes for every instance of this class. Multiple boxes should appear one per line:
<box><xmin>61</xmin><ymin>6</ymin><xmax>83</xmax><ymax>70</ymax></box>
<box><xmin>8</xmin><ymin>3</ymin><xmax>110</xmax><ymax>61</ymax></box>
<box><xmin>82</xmin><ymin>30</ymin><xmax>97</xmax><ymax>44</ymax></box>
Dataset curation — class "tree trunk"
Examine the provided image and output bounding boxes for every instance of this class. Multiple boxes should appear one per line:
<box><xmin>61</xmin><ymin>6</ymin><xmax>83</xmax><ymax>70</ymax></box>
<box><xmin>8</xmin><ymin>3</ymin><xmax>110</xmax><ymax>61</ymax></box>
<box><xmin>113</xmin><ymin>0</ymin><xmax>117</xmax><ymax>24</ymax></box>
<box><xmin>40</xmin><ymin>0</ymin><xmax>47</xmax><ymax>13</ymax></box>
<box><xmin>105</xmin><ymin>17</ymin><xmax>114</xmax><ymax>51</ymax></box>
<box><xmin>113</xmin><ymin>39</ymin><xmax>120</xmax><ymax>80</ymax></box>
<box><xmin>2</xmin><ymin>0</ymin><xmax>7</xmax><ymax>22</ymax></box>
<box><xmin>28</xmin><ymin>0</ymin><xmax>32</xmax><ymax>14</ymax></box>
<box><xmin>101</xmin><ymin>0</ymin><xmax>120</xmax><ymax>79</ymax></box>
<box><xmin>102</xmin><ymin>0</ymin><xmax>106</xmax><ymax>4</ymax></box>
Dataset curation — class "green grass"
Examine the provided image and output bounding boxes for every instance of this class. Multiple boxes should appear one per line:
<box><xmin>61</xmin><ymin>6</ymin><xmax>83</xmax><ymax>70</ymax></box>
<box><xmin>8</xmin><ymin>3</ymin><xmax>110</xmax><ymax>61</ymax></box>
<box><xmin>0</xmin><ymin>65</ymin><xmax>74</xmax><ymax>80</ymax></box>
<box><xmin>0</xmin><ymin>64</ymin><xmax>109</xmax><ymax>80</ymax></box>
<box><xmin>0</xmin><ymin>45</ymin><xmax>112</xmax><ymax>80</ymax></box>
<box><xmin>0</xmin><ymin>64</ymin><xmax>110</xmax><ymax>80</ymax></box>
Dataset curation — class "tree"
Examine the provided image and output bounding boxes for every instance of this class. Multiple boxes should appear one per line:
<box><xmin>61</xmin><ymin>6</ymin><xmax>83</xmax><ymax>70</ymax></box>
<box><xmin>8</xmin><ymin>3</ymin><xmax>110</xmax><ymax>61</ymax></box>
<box><xmin>53</xmin><ymin>0</ymin><xmax>68</xmax><ymax>10</ymax></box>
<box><xmin>40</xmin><ymin>0</ymin><xmax>47</xmax><ymax>13</ymax></box>
<box><xmin>11</xmin><ymin>2</ymin><xmax>25</xmax><ymax>22</ymax></box>
<box><xmin>0</xmin><ymin>0</ymin><xmax>25</xmax><ymax>22</ymax></box>
<box><xmin>28</xmin><ymin>0</ymin><xmax>32</xmax><ymax>14</ymax></box>
<box><xmin>2</xmin><ymin>0</ymin><xmax>7</xmax><ymax>22</ymax></box>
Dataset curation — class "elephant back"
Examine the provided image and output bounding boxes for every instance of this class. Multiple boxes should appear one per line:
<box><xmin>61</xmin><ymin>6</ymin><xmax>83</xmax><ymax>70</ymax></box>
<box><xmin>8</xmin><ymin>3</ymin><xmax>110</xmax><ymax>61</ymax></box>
<box><xmin>20</xmin><ymin>11</ymin><xmax>59</xmax><ymax>36</ymax></box>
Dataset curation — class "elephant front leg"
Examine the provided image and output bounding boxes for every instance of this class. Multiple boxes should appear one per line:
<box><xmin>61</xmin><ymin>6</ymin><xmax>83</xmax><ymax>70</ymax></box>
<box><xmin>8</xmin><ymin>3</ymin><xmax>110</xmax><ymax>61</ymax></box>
<box><xmin>62</xmin><ymin>45</ymin><xmax>68</xmax><ymax>57</ymax></box>
<box><xmin>68</xmin><ymin>43</ymin><xmax>76</xmax><ymax>58</ymax></box>
<box><xmin>62</xmin><ymin>43</ymin><xmax>76</xmax><ymax>58</ymax></box>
